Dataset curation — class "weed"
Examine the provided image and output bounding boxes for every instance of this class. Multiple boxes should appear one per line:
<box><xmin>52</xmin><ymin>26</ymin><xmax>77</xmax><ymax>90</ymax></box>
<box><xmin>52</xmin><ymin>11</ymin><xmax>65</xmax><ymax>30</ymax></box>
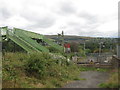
<box><xmin>98</xmin><ymin>69</ymin><xmax>120</xmax><ymax>88</ymax></box>
<box><xmin>3</xmin><ymin>52</ymin><xmax>80</xmax><ymax>88</ymax></box>
<box><xmin>79</xmin><ymin>66</ymin><xmax>109</xmax><ymax>72</ymax></box>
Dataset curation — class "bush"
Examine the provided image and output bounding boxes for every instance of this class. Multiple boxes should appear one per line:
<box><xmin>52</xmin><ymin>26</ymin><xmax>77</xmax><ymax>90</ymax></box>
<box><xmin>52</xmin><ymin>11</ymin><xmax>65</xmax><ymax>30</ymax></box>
<box><xmin>3</xmin><ymin>52</ymin><xmax>80</xmax><ymax>88</ymax></box>
<box><xmin>25</xmin><ymin>53</ymin><xmax>49</xmax><ymax>79</ymax></box>
<box><xmin>47</xmin><ymin>46</ymin><xmax>60</xmax><ymax>53</ymax></box>
<box><xmin>70</xmin><ymin>42</ymin><xmax>79</xmax><ymax>52</ymax></box>
<box><xmin>98</xmin><ymin>69</ymin><xmax>120</xmax><ymax>88</ymax></box>
<box><xmin>25</xmin><ymin>52</ymin><xmax>75</xmax><ymax>80</ymax></box>
<box><xmin>99</xmin><ymin>83</ymin><xmax>119</xmax><ymax>88</ymax></box>
<box><xmin>25</xmin><ymin>52</ymin><xmax>80</xmax><ymax>81</ymax></box>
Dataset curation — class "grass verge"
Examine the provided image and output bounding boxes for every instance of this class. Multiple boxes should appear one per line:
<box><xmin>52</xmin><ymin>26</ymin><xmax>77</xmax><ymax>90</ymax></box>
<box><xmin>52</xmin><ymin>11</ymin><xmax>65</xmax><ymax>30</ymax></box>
<box><xmin>79</xmin><ymin>66</ymin><xmax>110</xmax><ymax>72</ymax></box>
<box><xmin>2</xmin><ymin>52</ymin><xmax>80</xmax><ymax>88</ymax></box>
<box><xmin>98</xmin><ymin>69</ymin><xmax>120</xmax><ymax>88</ymax></box>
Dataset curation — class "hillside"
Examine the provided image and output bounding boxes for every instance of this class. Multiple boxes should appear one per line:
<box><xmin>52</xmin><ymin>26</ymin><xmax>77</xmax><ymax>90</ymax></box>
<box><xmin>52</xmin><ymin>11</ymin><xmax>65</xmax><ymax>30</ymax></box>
<box><xmin>45</xmin><ymin>35</ymin><xmax>94</xmax><ymax>44</ymax></box>
<box><xmin>45</xmin><ymin>35</ymin><xmax>117</xmax><ymax>44</ymax></box>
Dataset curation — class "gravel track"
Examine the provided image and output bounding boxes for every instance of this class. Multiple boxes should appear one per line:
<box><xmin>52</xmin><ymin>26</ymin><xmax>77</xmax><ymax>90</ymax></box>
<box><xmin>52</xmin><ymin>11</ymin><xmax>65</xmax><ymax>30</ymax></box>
<box><xmin>63</xmin><ymin>71</ymin><xmax>110</xmax><ymax>88</ymax></box>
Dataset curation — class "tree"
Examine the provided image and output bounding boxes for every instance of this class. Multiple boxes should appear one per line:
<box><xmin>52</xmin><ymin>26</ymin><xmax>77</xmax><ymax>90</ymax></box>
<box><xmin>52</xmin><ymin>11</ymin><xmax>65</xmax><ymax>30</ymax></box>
<box><xmin>70</xmin><ymin>42</ymin><xmax>79</xmax><ymax>52</ymax></box>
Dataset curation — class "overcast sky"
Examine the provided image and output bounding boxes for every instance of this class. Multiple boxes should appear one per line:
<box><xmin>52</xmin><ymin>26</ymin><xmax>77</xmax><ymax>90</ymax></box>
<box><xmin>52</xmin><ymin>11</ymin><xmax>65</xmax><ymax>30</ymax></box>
<box><xmin>0</xmin><ymin>0</ymin><xmax>119</xmax><ymax>37</ymax></box>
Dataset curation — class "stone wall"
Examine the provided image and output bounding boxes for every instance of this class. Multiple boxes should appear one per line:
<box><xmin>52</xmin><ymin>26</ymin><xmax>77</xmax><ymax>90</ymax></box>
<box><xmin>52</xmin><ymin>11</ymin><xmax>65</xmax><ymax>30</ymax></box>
<box><xmin>111</xmin><ymin>55</ymin><xmax>120</xmax><ymax>69</ymax></box>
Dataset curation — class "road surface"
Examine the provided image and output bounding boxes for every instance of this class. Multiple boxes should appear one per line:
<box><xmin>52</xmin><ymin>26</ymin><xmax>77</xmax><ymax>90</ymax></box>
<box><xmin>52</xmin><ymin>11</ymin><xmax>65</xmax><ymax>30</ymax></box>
<box><xmin>63</xmin><ymin>71</ymin><xmax>110</xmax><ymax>88</ymax></box>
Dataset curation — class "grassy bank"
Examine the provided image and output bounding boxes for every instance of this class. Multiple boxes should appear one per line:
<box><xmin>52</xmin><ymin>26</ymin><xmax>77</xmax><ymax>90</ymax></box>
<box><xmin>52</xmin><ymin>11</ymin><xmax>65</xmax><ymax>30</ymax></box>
<box><xmin>79</xmin><ymin>66</ymin><xmax>110</xmax><ymax>72</ymax></box>
<box><xmin>99</xmin><ymin>69</ymin><xmax>120</xmax><ymax>88</ymax></box>
<box><xmin>2</xmin><ymin>52</ymin><xmax>80</xmax><ymax>88</ymax></box>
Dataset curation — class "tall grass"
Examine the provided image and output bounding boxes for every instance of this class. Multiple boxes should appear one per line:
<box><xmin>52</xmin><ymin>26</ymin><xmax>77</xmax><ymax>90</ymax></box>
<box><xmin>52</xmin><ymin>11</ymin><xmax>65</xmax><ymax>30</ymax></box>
<box><xmin>99</xmin><ymin>69</ymin><xmax>120</xmax><ymax>88</ymax></box>
<box><xmin>2</xmin><ymin>52</ymin><xmax>80</xmax><ymax>88</ymax></box>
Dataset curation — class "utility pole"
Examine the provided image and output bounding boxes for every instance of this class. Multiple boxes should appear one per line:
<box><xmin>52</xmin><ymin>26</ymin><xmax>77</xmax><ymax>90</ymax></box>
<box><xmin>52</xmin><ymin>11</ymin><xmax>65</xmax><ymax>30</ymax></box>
<box><xmin>61</xmin><ymin>31</ymin><xmax>64</xmax><ymax>46</ymax></box>
<box><xmin>99</xmin><ymin>42</ymin><xmax>101</xmax><ymax>64</ymax></box>
<box><xmin>84</xmin><ymin>42</ymin><xmax>86</xmax><ymax>55</ymax></box>
<box><xmin>110</xmin><ymin>44</ymin><xmax>112</xmax><ymax>52</ymax></box>
<box><xmin>61</xmin><ymin>31</ymin><xmax>64</xmax><ymax>53</ymax></box>
<box><xmin>117</xmin><ymin>38</ymin><xmax>120</xmax><ymax>58</ymax></box>
<box><xmin>57</xmin><ymin>33</ymin><xmax>62</xmax><ymax>45</ymax></box>
<box><xmin>99</xmin><ymin>42</ymin><xmax>102</xmax><ymax>56</ymax></box>
<box><xmin>57</xmin><ymin>31</ymin><xmax>64</xmax><ymax>52</ymax></box>
<box><xmin>99</xmin><ymin>42</ymin><xmax>104</xmax><ymax>64</ymax></box>
<box><xmin>99</xmin><ymin>42</ymin><xmax>104</xmax><ymax>55</ymax></box>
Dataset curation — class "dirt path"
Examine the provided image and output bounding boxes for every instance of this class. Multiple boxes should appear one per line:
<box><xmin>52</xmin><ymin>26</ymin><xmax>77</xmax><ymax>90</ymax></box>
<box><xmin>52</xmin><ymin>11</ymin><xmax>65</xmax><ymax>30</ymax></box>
<box><xmin>63</xmin><ymin>71</ymin><xmax>110</xmax><ymax>88</ymax></box>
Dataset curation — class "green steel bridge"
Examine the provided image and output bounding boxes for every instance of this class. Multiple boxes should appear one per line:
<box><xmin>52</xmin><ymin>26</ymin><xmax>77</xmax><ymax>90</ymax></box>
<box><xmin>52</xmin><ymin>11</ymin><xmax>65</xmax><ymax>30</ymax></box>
<box><xmin>0</xmin><ymin>26</ymin><xmax>64</xmax><ymax>53</ymax></box>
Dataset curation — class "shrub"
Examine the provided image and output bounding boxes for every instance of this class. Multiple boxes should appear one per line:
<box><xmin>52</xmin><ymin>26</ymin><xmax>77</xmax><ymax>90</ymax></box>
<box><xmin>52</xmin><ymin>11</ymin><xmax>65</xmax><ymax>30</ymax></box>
<box><xmin>25</xmin><ymin>53</ymin><xmax>48</xmax><ymax>79</ymax></box>
<box><xmin>98</xmin><ymin>69</ymin><xmax>120</xmax><ymax>88</ymax></box>
<box><xmin>25</xmin><ymin>52</ymin><xmax>80</xmax><ymax>81</ymax></box>
<box><xmin>47</xmin><ymin>46</ymin><xmax>60</xmax><ymax>53</ymax></box>
<box><xmin>3</xmin><ymin>52</ymin><xmax>80</xmax><ymax>88</ymax></box>
<box><xmin>25</xmin><ymin>52</ymin><xmax>71</xmax><ymax>79</ymax></box>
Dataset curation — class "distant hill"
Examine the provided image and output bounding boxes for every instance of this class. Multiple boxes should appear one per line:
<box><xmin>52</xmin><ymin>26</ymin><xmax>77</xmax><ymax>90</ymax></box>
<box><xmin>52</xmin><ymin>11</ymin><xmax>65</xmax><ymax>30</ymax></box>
<box><xmin>45</xmin><ymin>35</ymin><xmax>117</xmax><ymax>44</ymax></box>
<box><xmin>46</xmin><ymin>35</ymin><xmax>97</xmax><ymax>44</ymax></box>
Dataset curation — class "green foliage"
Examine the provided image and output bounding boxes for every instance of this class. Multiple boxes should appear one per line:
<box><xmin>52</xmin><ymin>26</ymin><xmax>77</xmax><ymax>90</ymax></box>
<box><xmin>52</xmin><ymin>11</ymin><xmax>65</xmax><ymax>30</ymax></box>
<box><xmin>3</xmin><ymin>52</ymin><xmax>80</xmax><ymax>88</ymax></box>
<box><xmin>70</xmin><ymin>42</ymin><xmax>79</xmax><ymax>52</ymax></box>
<box><xmin>47</xmin><ymin>46</ymin><xmax>60</xmax><ymax>53</ymax></box>
<box><xmin>99</xmin><ymin>83</ymin><xmax>119</xmax><ymax>88</ymax></box>
<box><xmin>78</xmin><ymin>48</ymin><xmax>85</xmax><ymax>56</ymax></box>
<box><xmin>2</xmin><ymin>40</ymin><xmax>25</xmax><ymax>52</ymax></box>
<box><xmin>85</xmin><ymin>38</ymin><xmax>116</xmax><ymax>53</ymax></box>
<box><xmin>85</xmin><ymin>49</ymin><xmax>91</xmax><ymax>54</ymax></box>
<box><xmin>25</xmin><ymin>52</ymin><xmax>79</xmax><ymax>80</ymax></box>
<box><xmin>25</xmin><ymin>53</ymin><xmax>48</xmax><ymax>79</ymax></box>
<box><xmin>98</xmin><ymin>70</ymin><xmax>120</xmax><ymax>88</ymax></box>
<box><xmin>3</xmin><ymin>52</ymin><xmax>27</xmax><ymax>80</ymax></box>
<box><xmin>79</xmin><ymin>67</ymin><xmax>109</xmax><ymax>72</ymax></box>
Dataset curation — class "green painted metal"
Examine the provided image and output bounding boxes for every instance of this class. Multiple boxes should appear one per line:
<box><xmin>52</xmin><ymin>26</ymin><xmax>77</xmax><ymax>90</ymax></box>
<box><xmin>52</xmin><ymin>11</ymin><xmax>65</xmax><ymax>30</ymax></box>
<box><xmin>0</xmin><ymin>27</ymin><xmax>49</xmax><ymax>52</ymax></box>
<box><xmin>14</xmin><ymin>28</ymin><xmax>43</xmax><ymax>39</ymax></box>
<box><xmin>14</xmin><ymin>28</ymin><xmax>63</xmax><ymax>52</ymax></box>
<box><xmin>8</xmin><ymin>32</ymin><xmax>35</xmax><ymax>52</ymax></box>
<box><xmin>42</xmin><ymin>36</ymin><xmax>63</xmax><ymax>52</ymax></box>
<box><xmin>14</xmin><ymin>29</ymin><xmax>49</xmax><ymax>52</ymax></box>
<box><xmin>0</xmin><ymin>27</ymin><xmax>7</xmax><ymax>36</ymax></box>
<box><xmin>1</xmin><ymin>26</ymin><xmax>63</xmax><ymax>53</ymax></box>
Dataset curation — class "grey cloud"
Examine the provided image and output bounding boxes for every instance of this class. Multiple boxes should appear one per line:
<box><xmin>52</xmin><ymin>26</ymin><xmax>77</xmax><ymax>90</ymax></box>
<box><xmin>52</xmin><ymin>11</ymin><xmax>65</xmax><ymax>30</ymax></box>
<box><xmin>0</xmin><ymin>7</ymin><xmax>12</xmax><ymax>19</ymax></box>
<box><xmin>66</xmin><ymin>25</ymin><xmax>117</xmax><ymax>37</ymax></box>
<box><xmin>78</xmin><ymin>30</ymin><xmax>102</xmax><ymax>37</ymax></box>
<box><xmin>68</xmin><ymin>20</ymin><xmax>99</xmax><ymax>31</ymax></box>
<box><xmin>20</xmin><ymin>10</ymin><xmax>56</xmax><ymax>28</ymax></box>
<box><xmin>58</xmin><ymin>2</ymin><xmax>76</xmax><ymax>15</ymax></box>
<box><xmin>66</xmin><ymin>12</ymin><xmax>101</xmax><ymax>36</ymax></box>
<box><xmin>66</xmin><ymin>20</ymin><xmax>103</xmax><ymax>37</ymax></box>
<box><xmin>61</xmin><ymin>4</ymin><xmax>75</xmax><ymax>13</ymax></box>
<box><xmin>31</xmin><ymin>17</ymin><xmax>55</xmax><ymax>28</ymax></box>
<box><xmin>24</xmin><ymin>16</ymin><xmax>56</xmax><ymax>29</ymax></box>
<box><xmin>107</xmin><ymin>31</ymin><xmax>118</xmax><ymax>38</ymax></box>
<box><xmin>78</xmin><ymin>12</ymin><xmax>98</xmax><ymax>25</ymax></box>
<box><xmin>67</xmin><ymin>12</ymin><xmax>100</xmax><ymax>31</ymax></box>
<box><xmin>67</xmin><ymin>27</ymin><xmax>103</xmax><ymax>37</ymax></box>
<box><xmin>68</xmin><ymin>22</ymin><xmax>80</xmax><ymax>27</ymax></box>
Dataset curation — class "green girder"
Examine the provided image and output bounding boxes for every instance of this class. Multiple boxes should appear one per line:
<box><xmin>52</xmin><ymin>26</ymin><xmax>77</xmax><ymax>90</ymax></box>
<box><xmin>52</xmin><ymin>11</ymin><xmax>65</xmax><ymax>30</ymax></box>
<box><xmin>0</xmin><ymin>26</ymin><xmax>63</xmax><ymax>53</ymax></box>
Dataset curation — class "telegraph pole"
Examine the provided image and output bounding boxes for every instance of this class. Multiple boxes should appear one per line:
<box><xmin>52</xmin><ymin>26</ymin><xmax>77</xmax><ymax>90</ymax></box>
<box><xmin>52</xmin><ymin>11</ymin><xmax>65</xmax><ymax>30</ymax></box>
<box><xmin>61</xmin><ymin>31</ymin><xmax>64</xmax><ymax>53</ymax></box>
<box><xmin>99</xmin><ymin>42</ymin><xmax>101</xmax><ymax>56</ymax></box>
<box><xmin>99</xmin><ymin>42</ymin><xmax>103</xmax><ymax>64</ymax></box>
<box><xmin>62</xmin><ymin>31</ymin><xmax>64</xmax><ymax>46</ymax></box>
<box><xmin>84</xmin><ymin>42</ymin><xmax>86</xmax><ymax>55</ymax></box>
<box><xmin>117</xmin><ymin>38</ymin><xmax>120</xmax><ymax>58</ymax></box>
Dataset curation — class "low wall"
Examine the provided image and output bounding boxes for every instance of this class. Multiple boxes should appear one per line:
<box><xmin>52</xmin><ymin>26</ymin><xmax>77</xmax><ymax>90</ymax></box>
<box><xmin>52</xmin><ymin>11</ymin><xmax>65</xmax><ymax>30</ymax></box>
<box><xmin>111</xmin><ymin>55</ymin><xmax>120</xmax><ymax>68</ymax></box>
<box><xmin>78</xmin><ymin>64</ymin><xmax>112</xmax><ymax>68</ymax></box>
